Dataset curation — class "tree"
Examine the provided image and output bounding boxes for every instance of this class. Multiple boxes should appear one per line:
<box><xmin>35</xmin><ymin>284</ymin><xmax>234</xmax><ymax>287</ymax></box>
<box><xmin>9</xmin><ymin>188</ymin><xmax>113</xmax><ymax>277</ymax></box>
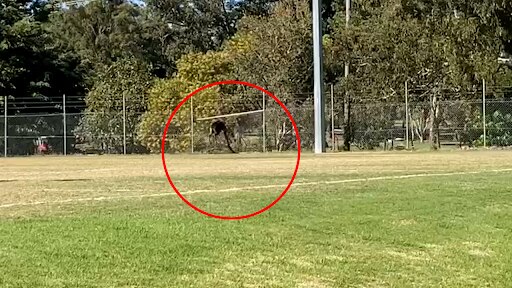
<box><xmin>1</xmin><ymin>0</ymin><xmax>86</xmax><ymax>107</ymax></box>
<box><xmin>231</xmin><ymin>0</ymin><xmax>313</xmax><ymax>99</ymax></box>
<box><xmin>137</xmin><ymin>36</ymin><xmax>250</xmax><ymax>152</ymax></box>
<box><xmin>0</xmin><ymin>0</ymin><xmax>86</xmax><ymax>154</ymax></box>
<box><xmin>328</xmin><ymin>0</ymin><xmax>501</xmax><ymax>149</ymax></box>
<box><xmin>74</xmin><ymin>57</ymin><xmax>153</xmax><ymax>153</ymax></box>
<box><xmin>48</xmin><ymin>0</ymin><xmax>168</xmax><ymax>73</ymax></box>
<box><xmin>225</xmin><ymin>0</ymin><xmax>316</xmax><ymax>150</ymax></box>
<box><xmin>145</xmin><ymin>0</ymin><xmax>279</xmax><ymax>58</ymax></box>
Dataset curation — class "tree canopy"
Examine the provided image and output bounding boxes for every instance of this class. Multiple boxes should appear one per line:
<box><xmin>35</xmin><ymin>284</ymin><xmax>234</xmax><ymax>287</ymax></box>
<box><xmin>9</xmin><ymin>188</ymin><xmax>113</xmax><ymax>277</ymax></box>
<box><xmin>2</xmin><ymin>0</ymin><xmax>512</xmax><ymax>153</ymax></box>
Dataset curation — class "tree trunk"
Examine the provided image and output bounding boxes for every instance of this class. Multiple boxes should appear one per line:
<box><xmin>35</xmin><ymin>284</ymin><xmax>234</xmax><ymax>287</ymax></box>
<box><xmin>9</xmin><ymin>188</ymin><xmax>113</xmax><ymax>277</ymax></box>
<box><xmin>413</xmin><ymin>120</ymin><xmax>421</xmax><ymax>142</ymax></box>
<box><xmin>275</xmin><ymin>123</ymin><xmax>279</xmax><ymax>151</ymax></box>
<box><xmin>429</xmin><ymin>93</ymin><xmax>440</xmax><ymax>150</ymax></box>
<box><xmin>411</xmin><ymin>107</ymin><xmax>428</xmax><ymax>143</ymax></box>
<box><xmin>277</xmin><ymin>122</ymin><xmax>286</xmax><ymax>152</ymax></box>
<box><xmin>428</xmin><ymin>97</ymin><xmax>435</xmax><ymax>149</ymax></box>
<box><xmin>436</xmin><ymin>114</ymin><xmax>441</xmax><ymax>148</ymax></box>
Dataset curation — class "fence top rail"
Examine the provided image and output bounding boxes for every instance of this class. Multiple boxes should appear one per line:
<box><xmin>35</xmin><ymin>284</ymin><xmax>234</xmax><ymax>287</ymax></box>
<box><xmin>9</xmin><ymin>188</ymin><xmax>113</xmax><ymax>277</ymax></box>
<box><xmin>196</xmin><ymin>109</ymin><xmax>264</xmax><ymax>121</ymax></box>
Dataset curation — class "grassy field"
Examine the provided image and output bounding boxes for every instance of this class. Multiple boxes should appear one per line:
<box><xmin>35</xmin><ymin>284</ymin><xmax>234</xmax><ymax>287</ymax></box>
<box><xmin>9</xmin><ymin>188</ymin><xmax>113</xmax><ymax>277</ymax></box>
<box><xmin>1</xmin><ymin>150</ymin><xmax>512</xmax><ymax>287</ymax></box>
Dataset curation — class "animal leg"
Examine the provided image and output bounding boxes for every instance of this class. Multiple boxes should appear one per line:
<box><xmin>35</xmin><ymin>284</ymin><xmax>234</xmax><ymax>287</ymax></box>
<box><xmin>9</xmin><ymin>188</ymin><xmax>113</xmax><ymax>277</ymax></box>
<box><xmin>223</xmin><ymin>131</ymin><xmax>237</xmax><ymax>153</ymax></box>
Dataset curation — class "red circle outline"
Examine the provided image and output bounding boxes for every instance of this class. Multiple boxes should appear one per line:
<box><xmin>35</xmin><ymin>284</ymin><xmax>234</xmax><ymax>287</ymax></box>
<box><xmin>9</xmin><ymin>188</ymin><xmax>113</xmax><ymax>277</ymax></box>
<box><xmin>161</xmin><ymin>80</ymin><xmax>301</xmax><ymax>220</ymax></box>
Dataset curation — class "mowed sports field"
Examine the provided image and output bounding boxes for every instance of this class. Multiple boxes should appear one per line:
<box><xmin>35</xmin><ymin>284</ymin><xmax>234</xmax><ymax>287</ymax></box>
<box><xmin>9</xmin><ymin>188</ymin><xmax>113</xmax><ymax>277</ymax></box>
<box><xmin>1</xmin><ymin>150</ymin><xmax>512</xmax><ymax>287</ymax></box>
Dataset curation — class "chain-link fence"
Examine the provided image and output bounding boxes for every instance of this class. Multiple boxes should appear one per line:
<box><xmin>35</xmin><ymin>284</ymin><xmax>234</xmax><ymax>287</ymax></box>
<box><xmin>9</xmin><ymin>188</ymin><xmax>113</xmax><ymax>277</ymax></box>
<box><xmin>2</xmin><ymin>86</ymin><xmax>512</xmax><ymax>156</ymax></box>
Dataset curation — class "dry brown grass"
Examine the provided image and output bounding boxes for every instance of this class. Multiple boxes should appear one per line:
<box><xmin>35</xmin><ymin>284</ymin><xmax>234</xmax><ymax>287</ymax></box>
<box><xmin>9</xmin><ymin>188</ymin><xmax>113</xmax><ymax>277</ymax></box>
<box><xmin>1</xmin><ymin>150</ymin><xmax>512</xmax><ymax>212</ymax></box>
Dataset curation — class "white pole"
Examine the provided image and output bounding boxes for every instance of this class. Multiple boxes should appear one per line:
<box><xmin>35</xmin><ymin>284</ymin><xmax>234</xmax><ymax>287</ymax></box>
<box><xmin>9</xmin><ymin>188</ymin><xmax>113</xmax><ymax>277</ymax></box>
<box><xmin>3</xmin><ymin>96</ymin><xmax>6</xmax><ymax>157</ymax></box>
<box><xmin>122</xmin><ymin>92</ymin><xmax>127</xmax><ymax>155</ymax></box>
<box><xmin>483</xmin><ymin>79</ymin><xmax>486</xmax><ymax>148</ymax></box>
<box><xmin>331</xmin><ymin>84</ymin><xmax>335</xmax><ymax>151</ymax></box>
<box><xmin>262</xmin><ymin>91</ymin><xmax>266</xmax><ymax>153</ymax></box>
<box><xmin>345</xmin><ymin>0</ymin><xmax>350</xmax><ymax>75</ymax></box>
<box><xmin>63</xmin><ymin>94</ymin><xmax>67</xmax><ymax>155</ymax></box>
<box><xmin>343</xmin><ymin>0</ymin><xmax>351</xmax><ymax>151</ymax></box>
<box><xmin>346</xmin><ymin>0</ymin><xmax>351</xmax><ymax>26</ymax></box>
<box><xmin>405</xmin><ymin>81</ymin><xmax>409</xmax><ymax>150</ymax></box>
<box><xmin>313</xmin><ymin>0</ymin><xmax>326</xmax><ymax>153</ymax></box>
<box><xmin>190</xmin><ymin>95</ymin><xmax>194</xmax><ymax>153</ymax></box>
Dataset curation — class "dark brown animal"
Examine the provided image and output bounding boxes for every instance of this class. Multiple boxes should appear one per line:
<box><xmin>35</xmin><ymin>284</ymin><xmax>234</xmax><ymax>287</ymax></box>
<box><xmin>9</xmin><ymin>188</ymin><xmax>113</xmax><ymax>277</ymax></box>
<box><xmin>209</xmin><ymin>119</ymin><xmax>236</xmax><ymax>153</ymax></box>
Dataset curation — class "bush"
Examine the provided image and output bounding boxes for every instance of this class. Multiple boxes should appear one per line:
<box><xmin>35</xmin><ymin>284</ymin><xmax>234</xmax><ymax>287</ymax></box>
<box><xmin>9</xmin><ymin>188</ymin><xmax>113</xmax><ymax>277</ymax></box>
<box><xmin>475</xmin><ymin>111</ymin><xmax>512</xmax><ymax>146</ymax></box>
<box><xmin>137</xmin><ymin>78</ymin><xmax>220</xmax><ymax>153</ymax></box>
<box><xmin>351</xmin><ymin>102</ymin><xmax>400</xmax><ymax>150</ymax></box>
<box><xmin>75</xmin><ymin>58</ymin><xmax>152</xmax><ymax>153</ymax></box>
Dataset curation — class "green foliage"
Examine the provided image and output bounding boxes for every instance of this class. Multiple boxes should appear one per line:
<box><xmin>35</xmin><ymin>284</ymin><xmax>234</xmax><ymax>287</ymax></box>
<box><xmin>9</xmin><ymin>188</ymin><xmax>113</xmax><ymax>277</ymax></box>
<box><xmin>351</xmin><ymin>103</ymin><xmax>402</xmax><ymax>150</ymax></box>
<box><xmin>475</xmin><ymin>111</ymin><xmax>512</xmax><ymax>147</ymax></box>
<box><xmin>327</xmin><ymin>1</ymin><xmax>503</xmax><ymax>149</ymax></box>
<box><xmin>145</xmin><ymin>0</ymin><xmax>278</xmax><ymax>56</ymax></box>
<box><xmin>494</xmin><ymin>67</ymin><xmax>512</xmax><ymax>89</ymax></box>
<box><xmin>399</xmin><ymin>0</ymin><xmax>512</xmax><ymax>54</ymax></box>
<box><xmin>0</xmin><ymin>0</ymin><xmax>86</xmax><ymax>155</ymax></box>
<box><xmin>141</xmin><ymin>0</ymin><xmax>315</xmax><ymax>153</ymax></box>
<box><xmin>74</xmin><ymin>58</ymin><xmax>152</xmax><ymax>153</ymax></box>
<box><xmin>232</xmin><ymin>0</ymin><xmax>313</xmax><ymax>98</ymax></box>
<box><xmin>137</xmin><ymin>79</ymin><xmax>187</xmax><ymax>153</ymax></box>
<box><xmin>0</xmin><ymin>0</ymin><xmax>85</xmax><ymax>100</ymax></box>
<box><xmin>48</xmin><ymin>0</ymin><xmax>174</xmax><ymax>80</ymax></box>
<box><xmin>330</xmin><ymin>6</ymin><xmax>499</xmax><ymax>98</ymax></box>
<box><xmin>137</xmin><ymin>48</ymin><xmax>238</xmax><ymax>153</ymax></box>
<box><xmin>2</xmin><ymin>0</ymin><xmax>512</xmax><ymax>154</ymax></box>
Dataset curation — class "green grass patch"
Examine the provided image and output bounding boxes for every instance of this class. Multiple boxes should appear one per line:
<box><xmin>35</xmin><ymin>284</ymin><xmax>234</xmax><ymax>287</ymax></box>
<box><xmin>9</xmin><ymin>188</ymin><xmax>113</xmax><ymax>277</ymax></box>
<box><xmin>1</xmin><ymin>151</ymin><xmax>512</xmax><ymax>287</ymax></box>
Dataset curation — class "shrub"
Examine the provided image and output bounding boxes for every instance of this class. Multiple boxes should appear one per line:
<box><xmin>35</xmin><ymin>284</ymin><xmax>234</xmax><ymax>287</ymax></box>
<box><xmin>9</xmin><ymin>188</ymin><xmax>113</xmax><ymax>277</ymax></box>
<box><xmin>474</xmin><ymin>111</ymin><xmax>512</xmax><ymax>146</ymax></box>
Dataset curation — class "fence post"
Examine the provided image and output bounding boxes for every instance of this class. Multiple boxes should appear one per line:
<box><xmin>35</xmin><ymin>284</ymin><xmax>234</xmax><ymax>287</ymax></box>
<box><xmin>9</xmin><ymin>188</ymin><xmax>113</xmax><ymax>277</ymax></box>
<box><xmin>331</xmin><ymin>83</ymin><xmax>335</xmax><ymax>151</ymax></box>
<box><xmin>190</xmin><ymin>95</ymin><xmax>194</xmax><ymax>153</ymax></box>
<box><xmin>262</xmin><ymin>91</ymin><xmax>266</xmax><ymax>153</ymax></box>
<box><xmin>482</xmin><ymin>79</ymin><xmax>486</xmax><ymax>148</ymax></box>
<box><xmin>405</xmin><ymin>81</ymin><xmax>409</xmax><ymax>150</ymax></box>
<box><xmin>122</xmin><ymin>92</ymin><xmax>127</xmax><ymax>155</ymax></box>
<box><xmin>3</xmin><ymin>96</ymin><xmax>6</xmax><ymax>157</ymax></box>
<box><xmin>63</xmin><ymin>94</ymin><xmax>67</xmax><ymax>155</ymax></box>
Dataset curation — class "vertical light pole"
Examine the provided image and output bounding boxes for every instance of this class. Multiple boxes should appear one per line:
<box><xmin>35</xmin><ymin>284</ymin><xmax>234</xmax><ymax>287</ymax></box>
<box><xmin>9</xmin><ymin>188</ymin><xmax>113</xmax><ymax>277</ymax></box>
<box><xmin>313</xmin><ymin>0</ymin><xmax>326</xmax><ymax>153</ymax></box>
<box><xmin>342</xmin><ymin>0</ymin><xmax>351</xmax><ymax>151</ymax></box>
<box><xmin>345</xmin><ymin>0</ymin><xmax>350</xmax><ymax>68</ymax></box>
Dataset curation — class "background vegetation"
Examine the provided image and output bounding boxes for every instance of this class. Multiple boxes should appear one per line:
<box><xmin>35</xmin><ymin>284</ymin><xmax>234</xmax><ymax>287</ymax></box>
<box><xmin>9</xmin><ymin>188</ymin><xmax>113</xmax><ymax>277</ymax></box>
<box><xmin>2</xmin><ymin>0</ymin><xmax>512</xmax><ymax>153</ymax></box>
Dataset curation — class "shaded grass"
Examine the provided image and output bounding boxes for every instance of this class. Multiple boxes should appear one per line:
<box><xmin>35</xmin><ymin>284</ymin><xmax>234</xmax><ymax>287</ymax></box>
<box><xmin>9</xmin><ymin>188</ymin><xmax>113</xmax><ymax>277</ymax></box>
<box><xmin>1</xmin><ymin>151</ymin><xmax>512</xmax><ymax>287</ymax></box>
